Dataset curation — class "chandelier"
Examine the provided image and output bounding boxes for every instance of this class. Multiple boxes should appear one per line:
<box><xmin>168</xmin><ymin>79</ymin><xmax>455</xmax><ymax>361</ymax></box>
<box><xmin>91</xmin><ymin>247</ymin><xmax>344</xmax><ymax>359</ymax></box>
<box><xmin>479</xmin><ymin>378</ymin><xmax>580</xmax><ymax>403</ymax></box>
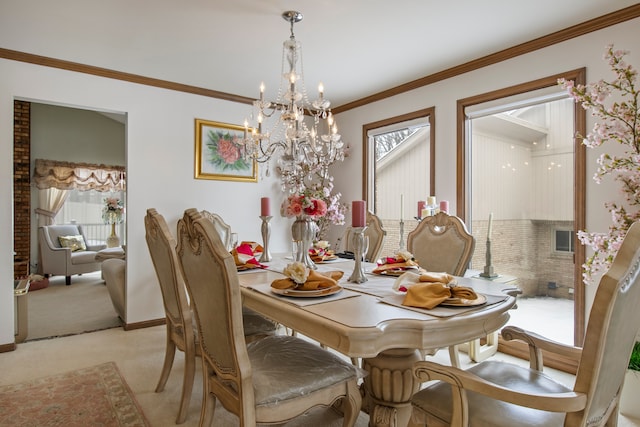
<box><xmin>241</xmin><ymin>11</ymin><xmax>345</xmax><ymax>192</ymax></box>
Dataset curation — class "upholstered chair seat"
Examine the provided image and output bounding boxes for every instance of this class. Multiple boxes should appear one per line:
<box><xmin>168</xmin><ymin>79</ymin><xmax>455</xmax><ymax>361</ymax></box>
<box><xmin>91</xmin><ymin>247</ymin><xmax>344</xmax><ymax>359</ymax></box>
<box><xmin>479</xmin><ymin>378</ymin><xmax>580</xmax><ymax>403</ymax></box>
<box><xmin>247</xmin><ymin>335</ymin><xmax>361</xmax><ymax>407</ymax></box>
<box><xmin>412</xmin><ymin>360</ymin><xmax>570</xmax><ymax>426</ymax></box>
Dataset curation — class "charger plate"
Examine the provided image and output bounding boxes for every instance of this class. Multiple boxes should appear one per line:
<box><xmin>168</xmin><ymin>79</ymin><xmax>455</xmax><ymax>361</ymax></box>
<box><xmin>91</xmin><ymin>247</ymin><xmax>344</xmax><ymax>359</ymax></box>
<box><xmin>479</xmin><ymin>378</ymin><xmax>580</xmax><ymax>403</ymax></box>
<box><xmin>439</xmin><ymin>293</ymin><xmax>487</xmax><ymax>307</ymax></box>
<box><xmin>271</xmin><ymin>285</ymin><xmax>343</xmax><ymax>298</ymax></box>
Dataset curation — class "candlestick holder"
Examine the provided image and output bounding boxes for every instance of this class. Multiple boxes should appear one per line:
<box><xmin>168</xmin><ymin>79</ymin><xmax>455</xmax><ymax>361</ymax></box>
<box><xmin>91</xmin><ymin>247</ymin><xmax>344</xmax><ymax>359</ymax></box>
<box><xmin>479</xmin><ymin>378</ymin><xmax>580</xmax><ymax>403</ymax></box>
<box><xmin>259</xmin><ymin>215</ymin><xmax>272</xmax><ymax>262</ymax></box>
<box><xmin>480</xmin><ymin>238</ymin><xmax>498</xmax><ymax>278</ymax></box>
<box><xmin>348</xmin><ymin>226</ymin><xmax>368</xmax><ymax>283</ymax></box>
<box><xmin>398</xmin><ymin>220</ymin><xmax>406</xmax><ymax>252</ymax></box>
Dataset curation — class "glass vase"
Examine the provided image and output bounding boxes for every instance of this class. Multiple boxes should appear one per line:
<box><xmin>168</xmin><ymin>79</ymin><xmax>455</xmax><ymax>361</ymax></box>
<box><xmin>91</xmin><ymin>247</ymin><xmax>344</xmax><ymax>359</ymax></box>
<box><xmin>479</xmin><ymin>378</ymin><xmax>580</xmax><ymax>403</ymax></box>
<box><xmin>291</xmin><ymin>216</ymin><xmax>319</xmax><ymax>270</ymax></box>
<box><xmin>106</xmin><ymin>223</ymin><xmax>120</xmax><ymax>248</ymax></box>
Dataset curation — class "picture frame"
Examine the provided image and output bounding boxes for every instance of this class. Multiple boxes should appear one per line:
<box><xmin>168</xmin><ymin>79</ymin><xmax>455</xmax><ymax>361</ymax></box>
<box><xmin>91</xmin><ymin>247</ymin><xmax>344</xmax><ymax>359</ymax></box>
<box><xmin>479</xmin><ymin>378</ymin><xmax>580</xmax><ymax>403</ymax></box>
<box><xmin>194</xmin><ymin>119</ymin><xmax>257</xmax><ymax>182</ymax></box>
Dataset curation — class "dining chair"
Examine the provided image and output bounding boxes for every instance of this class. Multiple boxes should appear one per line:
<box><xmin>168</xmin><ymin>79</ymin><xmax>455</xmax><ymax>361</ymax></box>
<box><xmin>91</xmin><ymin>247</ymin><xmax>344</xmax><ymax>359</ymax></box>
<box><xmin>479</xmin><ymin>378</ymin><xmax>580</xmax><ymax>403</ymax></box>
<box><xmin>144</xmin><ymin>208</ymin><xmax>277</xmax><ymax>424</ymax></box>
<box><xmin>412</xmin><ymin>221</ymin><xmax>640</xmax><ymax>426</ymax></box>
<box><xmin>407</xmin><ymin>212</ymin><xmax>476</xmax><ymax>367</ymax></box>
<box><xmin>344</xmin><ymin>210</ymin><xmax>387</xmax><ymax>262</ymax></box>
<box><xmin>200</xmin><ymin>209</ymin><xmax>233</xmax><ymax>251</ymax></box>
<box><xmin>175</xmin><ymin>208</ymin><xmax>362</xmax><ymax>427</ymax></box>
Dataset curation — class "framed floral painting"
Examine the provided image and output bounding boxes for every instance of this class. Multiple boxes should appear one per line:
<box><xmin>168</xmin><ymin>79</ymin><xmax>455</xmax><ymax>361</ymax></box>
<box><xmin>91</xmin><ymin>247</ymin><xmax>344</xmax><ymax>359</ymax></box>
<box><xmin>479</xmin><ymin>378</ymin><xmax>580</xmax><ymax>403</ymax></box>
<box><xmin>194</xmin><ymin>119</ymin><xmax>257</xmax><ymax>182</ymax></box>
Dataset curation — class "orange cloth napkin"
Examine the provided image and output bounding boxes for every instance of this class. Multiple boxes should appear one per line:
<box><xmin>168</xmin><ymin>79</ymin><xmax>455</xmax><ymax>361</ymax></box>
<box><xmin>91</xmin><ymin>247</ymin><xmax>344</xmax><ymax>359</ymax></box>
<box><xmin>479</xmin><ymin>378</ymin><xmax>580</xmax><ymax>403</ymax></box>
<box><xmin>271</xmin><ymin>270</ymin><xmax>344</xmax><ymax>291</ymax></box>
<box><xmin>232</xmin><ymin>241</ymin><xmax>265</xmax><ymax>269</ymax></box>
<box><xmin>309</xmin><ymin>248</ymin><xmax>335</xmax><ymax>263</ymax></box>
<box><xmin>372</xmin><ymin>256</ymin><xmax>421</xmax><ymax>275</ymax></box>
<box><xmin>402</xmin><ymin>282</ymin><xmax>478</xmax><ymax>309</ymax></box>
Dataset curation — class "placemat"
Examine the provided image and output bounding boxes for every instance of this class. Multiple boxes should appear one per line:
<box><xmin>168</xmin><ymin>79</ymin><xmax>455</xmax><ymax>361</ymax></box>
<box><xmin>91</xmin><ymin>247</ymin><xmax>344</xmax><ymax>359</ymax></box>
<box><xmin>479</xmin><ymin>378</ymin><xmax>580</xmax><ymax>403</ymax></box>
<box><xmin>378</xmin><ymin>293</ymin><xmax>508</xmax><ymax>318</ymax></box>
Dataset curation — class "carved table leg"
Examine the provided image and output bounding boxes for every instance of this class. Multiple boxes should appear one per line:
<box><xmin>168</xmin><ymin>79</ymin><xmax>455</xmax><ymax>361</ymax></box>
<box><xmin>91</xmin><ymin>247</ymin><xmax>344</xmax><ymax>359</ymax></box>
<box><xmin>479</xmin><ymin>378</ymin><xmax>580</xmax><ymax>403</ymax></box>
<box><xmin>362</xmin><ymin>348</ymin><xmax>422</xmax><ymax>427</ymax></box>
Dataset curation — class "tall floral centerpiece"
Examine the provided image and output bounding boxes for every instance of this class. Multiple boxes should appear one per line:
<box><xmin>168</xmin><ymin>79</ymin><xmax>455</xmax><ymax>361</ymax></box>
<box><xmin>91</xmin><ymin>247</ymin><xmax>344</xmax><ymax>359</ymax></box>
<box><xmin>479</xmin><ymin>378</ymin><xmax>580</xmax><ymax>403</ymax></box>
<box><xmin>281</xmin><ymin>191</ymin><xmax>329</xmax><ymax>269</ymax></box>
<box><xmin>102</xmin><ymin>197</ymin><xmax>124</xmax><ymax>248</ymax></box>
<box><xmin>559</xmin><ymin>45</ymin><xmax>640</xmax><ymax>284</ymax></box>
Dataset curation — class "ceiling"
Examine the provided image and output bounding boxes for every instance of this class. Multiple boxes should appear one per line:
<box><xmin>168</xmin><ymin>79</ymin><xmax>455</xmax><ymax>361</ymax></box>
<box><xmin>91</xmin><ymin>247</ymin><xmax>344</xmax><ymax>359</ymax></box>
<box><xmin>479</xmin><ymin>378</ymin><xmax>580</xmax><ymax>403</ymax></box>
<box><xmin>1</xmin><ymin>1</ymin><xmax>638</xmax><ymax>108</ymax></box>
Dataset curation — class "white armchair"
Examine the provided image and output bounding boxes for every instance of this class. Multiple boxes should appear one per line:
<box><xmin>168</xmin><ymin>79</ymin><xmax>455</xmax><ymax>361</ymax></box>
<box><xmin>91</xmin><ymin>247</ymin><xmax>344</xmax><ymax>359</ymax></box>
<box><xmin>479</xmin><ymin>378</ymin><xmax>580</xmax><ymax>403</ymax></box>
<box><xmin>39</xmin><ymin>224</ymin><xmax>106</xmax><ymax>285</ymax></box>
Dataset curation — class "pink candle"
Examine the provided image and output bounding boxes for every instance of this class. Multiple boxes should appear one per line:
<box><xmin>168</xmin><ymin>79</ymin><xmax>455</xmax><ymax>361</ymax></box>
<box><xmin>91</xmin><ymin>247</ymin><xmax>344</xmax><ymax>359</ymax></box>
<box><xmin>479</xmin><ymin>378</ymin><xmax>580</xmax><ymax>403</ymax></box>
<box><xmin>417</xmin><ymin>201</ymin><xmax>426</xmax><ymax>218</ymax></box>
<box><xmin>439</xmin><ymin>200</ymin><xmax>449</xmax><ymax>214</ymax></box>
<box><xmin>352</xmin><ymin>200</ymin><xmax>366</xmax><ymax>227</ymax></box>
<box><xmin>260</xmin><ymin>197</ymin><xmax>270</xmax><ymax>216</ymax></box>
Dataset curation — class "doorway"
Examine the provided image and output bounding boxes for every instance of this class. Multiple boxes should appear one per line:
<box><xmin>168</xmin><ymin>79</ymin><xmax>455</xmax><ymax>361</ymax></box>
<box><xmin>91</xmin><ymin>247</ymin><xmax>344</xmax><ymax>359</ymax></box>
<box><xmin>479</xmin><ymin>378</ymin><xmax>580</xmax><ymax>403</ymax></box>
<box><xmin>13</xmin><ymin>100</ymin><xmax>126</xmax><ymax>341</ymax></box>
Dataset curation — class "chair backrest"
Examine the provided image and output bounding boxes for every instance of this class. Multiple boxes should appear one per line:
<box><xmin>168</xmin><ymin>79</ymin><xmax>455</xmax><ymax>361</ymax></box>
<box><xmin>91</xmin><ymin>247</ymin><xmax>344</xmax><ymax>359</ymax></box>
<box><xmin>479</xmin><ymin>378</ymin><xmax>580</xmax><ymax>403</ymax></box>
<box><xmin>200</xmin><ymin>210</ymin><xmax>233</xmax><ymax>251</ymax></box>
<box><xmin>175</xmin><ymin>208</ymin><xmax>253</xmax><ymax>408</ymax></box>
<box><xmin>41</xmin><ymin>224</ymin><xmax>87</xmax><ymax>249</ymax></box>
<box><xmin>144</xmin><ymin>209</ymin><xmax>192</xmax><ymax>332</ymax></box>
<box><xmin>569</xmin><ymin>221</ymin><xmax>640</xmax><ymax>425</ymax></box>
<box><xmin>345</xmin><ymin>211</ymin><xmax>387</xmax><ymax>262</ymax></box>
<box><xmin>406</xmin><ymin>212</ymin><xmax>475</xmax><ymax>276</ymax></box>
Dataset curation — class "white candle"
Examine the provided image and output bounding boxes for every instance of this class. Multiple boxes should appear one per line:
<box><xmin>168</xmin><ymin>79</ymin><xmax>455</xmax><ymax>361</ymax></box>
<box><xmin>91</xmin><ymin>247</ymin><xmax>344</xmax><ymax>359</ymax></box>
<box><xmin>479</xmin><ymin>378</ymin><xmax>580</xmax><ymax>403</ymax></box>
<box><xmin>400</xmin><ymin>194</ymin><xmax>404</xmax><ymax>221</ymax></box>
<box><xmin>487</xmin><ymin>213</ymin><xmax>493</xmax><ymax>240</ymax></box>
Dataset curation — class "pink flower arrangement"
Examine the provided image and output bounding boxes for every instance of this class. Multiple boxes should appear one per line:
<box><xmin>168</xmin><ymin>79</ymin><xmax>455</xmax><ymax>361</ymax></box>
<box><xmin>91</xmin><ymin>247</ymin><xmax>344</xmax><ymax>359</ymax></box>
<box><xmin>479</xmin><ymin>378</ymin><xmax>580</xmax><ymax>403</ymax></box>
<box><xmin>560</xmin><ymin>44</ymin><xmax>640</xmax><ymax>284</ymax></box>
<box><xmin>281</xmin><ymin>193</ymin><xmax>328</xmax><ymax>219</ymax></box>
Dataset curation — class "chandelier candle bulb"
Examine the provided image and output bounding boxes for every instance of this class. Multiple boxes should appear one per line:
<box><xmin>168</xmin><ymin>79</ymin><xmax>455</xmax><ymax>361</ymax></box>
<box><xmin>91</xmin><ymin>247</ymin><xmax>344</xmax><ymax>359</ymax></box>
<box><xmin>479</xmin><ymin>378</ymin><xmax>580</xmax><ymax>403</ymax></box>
<box><xmin>352</xmin><ymin>201</ymin><xmax>366</xmax><ymax>227</ymax></box>
<box><xmin>261</xmin><ymin>197</ymin><xmax>270</xmax><ymax>216</ymax></box>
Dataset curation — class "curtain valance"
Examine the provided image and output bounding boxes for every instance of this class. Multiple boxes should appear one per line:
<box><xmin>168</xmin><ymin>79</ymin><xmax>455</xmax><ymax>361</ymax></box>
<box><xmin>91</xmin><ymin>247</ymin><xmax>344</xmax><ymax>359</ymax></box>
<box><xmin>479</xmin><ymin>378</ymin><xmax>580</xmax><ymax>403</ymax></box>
<box><xmin>33</xmin><ymin>159</ymin><xmax>126</xmax><ymax>191</ymax></box>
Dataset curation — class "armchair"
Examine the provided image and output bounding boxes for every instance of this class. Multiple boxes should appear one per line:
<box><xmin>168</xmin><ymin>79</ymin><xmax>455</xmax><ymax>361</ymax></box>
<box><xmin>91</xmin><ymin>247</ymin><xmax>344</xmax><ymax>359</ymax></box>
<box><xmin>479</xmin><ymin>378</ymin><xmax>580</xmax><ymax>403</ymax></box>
<box><xmin>410</xmin><ymin>221</ymin><xmax>640</xmax><ymax>427</ymax></box>
<box><xmin>39</xmin><ymin>224</ymin><xmax>106</xmax><ymax>285</ymax></box>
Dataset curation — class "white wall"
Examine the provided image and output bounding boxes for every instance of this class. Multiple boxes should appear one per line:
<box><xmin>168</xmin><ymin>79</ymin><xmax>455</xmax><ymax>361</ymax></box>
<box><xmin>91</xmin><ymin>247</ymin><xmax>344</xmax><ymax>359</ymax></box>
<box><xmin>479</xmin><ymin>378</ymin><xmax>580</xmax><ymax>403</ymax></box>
<box><xmin>1</xmin><ymin>61</ymin><xmax>290</xmax><ymax>345</ymax></box>
<box><xmin>332</xmin><ymin>18</ymin><xmax>640</xmax><ymax>319</ymax></box>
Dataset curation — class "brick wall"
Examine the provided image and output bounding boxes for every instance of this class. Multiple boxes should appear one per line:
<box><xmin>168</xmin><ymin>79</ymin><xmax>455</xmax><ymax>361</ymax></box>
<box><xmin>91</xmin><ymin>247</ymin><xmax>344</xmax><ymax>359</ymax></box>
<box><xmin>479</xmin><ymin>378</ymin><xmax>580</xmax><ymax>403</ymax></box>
<box><xmin>470</xmin><ymin>219</ymin><xmax>575</xmax><ymax>299</ymax></box>
<box><xmin>13</xmin><ymin>100</ymin><xmax>30</xmax><ymax>278</ymax></box>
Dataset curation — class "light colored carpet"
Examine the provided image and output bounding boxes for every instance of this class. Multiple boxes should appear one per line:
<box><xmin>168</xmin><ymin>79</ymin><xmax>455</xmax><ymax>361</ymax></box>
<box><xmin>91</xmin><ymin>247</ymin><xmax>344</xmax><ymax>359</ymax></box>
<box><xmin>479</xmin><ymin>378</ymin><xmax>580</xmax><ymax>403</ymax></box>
<box><xmin>26</xmin><ymin>271</ymin><xmax>122</xmax><ymax>341</ymax></box>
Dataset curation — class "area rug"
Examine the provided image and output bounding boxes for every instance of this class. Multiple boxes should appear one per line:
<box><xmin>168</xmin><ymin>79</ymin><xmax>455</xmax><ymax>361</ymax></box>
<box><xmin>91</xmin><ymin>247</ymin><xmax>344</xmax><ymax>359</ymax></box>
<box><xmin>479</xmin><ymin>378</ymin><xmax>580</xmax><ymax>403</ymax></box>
<box><xmin>0</xmin><ymin>362</ymin><xmax>150</xmax><ymax>426</ymax></box>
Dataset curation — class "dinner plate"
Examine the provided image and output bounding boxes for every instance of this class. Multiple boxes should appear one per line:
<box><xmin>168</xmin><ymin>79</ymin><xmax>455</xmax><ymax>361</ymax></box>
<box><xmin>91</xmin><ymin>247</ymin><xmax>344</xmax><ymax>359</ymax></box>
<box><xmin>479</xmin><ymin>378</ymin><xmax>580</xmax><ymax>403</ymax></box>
<box><xmin>270</xmin><ymin>285</ymin><xmax>343</xmax><ymax>298</ymax></box>
<box><xmin>313</xmin><ymin>255</ymin><xmax>339</xmax><ymax>264</ymax></box>
<box><xmin>373</xmin><ymin>266</ymin><xmax>422</xmax><ymax>277</ymax></box>
<box><xmin>439</xmin><ymin>293</ymin><xmax>487</xmax><ymax>307</ymax></box>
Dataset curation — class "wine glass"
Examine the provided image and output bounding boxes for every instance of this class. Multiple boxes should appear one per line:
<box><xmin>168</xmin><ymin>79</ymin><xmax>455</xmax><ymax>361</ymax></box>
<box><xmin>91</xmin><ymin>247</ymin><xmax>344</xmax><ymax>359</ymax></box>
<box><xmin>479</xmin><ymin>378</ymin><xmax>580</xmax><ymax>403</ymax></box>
<box><xmin>230</xmin><ymin>233</ymin><xmax>239</xmax><ymax>251</ymax></box>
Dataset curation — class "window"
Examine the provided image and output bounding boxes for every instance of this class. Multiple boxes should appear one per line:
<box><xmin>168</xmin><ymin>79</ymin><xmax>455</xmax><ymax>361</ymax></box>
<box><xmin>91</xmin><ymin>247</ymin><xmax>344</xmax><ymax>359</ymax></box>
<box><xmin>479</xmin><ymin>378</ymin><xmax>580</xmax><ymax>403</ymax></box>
<box><xmin>363</xmin><ymin>108</ymin><xmax>435</xmax><ymax>256</ymax></box>
<box><xmin>555</xmin><ymin>229</ymin><xmax>575</xmax><ymax>253</ymax></box>
<box><xmin>58</xmin><ymin>189</ymin><xmax>126</xmax><ymax>245</ymax></box>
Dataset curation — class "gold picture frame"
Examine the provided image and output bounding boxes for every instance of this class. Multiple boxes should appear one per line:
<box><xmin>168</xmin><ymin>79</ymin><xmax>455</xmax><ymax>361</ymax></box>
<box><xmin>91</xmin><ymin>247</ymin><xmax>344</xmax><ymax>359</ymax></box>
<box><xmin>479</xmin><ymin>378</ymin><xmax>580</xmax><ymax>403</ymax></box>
<box><xmin>194</xmin><ymin>119</ymin><xmax>257</xmax><ymax>182</ymax></box>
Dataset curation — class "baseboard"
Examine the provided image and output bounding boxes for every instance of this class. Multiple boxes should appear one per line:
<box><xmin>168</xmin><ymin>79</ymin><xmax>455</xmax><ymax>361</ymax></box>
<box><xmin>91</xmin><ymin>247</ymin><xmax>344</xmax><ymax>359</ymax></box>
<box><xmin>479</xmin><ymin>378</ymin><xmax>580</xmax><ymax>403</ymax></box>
<box><xmin>123</xmin><ymin>317</ymin><xmax>165</xmax><ymax>331</ymax></box>
<box><xmin>0</xmin><ymin>342</ymin><xmax>17</xmax><ymax>353</ymax></box>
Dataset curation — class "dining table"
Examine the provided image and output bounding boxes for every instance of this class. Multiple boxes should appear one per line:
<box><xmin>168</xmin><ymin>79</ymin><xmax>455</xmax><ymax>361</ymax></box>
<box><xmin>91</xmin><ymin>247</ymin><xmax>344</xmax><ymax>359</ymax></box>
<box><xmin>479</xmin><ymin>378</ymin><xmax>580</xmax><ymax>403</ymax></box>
<box><xmin>237</xmin><ymin>255</ymin><xmax>517</xmax><ymax>427</ymax></box>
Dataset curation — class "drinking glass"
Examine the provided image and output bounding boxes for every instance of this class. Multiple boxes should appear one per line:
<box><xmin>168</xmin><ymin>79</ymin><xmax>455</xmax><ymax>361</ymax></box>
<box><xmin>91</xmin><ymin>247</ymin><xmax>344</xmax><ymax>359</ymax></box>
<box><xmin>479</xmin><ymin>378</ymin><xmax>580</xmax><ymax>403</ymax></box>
<box><xmin>230</xmin><ymin>233</ymin><xmax>239</xmax><ymax>251</ymax></box>
<box><xmin>362</xmin><ymin>235</ymin><xmax>370</xmax><ymax>263</ymax></box>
